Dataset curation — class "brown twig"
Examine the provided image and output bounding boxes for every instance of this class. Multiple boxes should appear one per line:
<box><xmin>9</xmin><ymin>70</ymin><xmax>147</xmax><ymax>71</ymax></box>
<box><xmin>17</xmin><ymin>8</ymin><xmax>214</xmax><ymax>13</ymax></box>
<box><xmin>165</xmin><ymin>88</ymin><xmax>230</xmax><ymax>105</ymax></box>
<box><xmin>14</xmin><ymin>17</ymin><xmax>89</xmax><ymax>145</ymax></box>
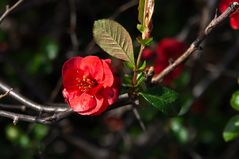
<box><xmin>0</xmin><ymin>0</ymin><xmax>24</xmax><ymax>24</ymax></box>
<box><xmin>151</xmin><ymin>2</ymin><xmax>239</xmax><ymax>83</ymax></box>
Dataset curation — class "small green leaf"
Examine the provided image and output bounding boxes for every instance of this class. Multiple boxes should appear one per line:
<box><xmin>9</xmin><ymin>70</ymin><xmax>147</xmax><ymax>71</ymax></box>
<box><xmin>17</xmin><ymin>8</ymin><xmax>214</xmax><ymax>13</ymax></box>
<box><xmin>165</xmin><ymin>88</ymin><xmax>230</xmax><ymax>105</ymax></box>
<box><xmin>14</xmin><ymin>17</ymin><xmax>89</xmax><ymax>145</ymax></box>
<box><xmin>136</xmin><ymin>72</ymin><xmax>145</xmax><ymax>87</ymax></box>
<box><xmin>223</xmin><ymin>115</ymin><xmax>239</xmax><ymax>142</ymax></box>
<box><xmin>122</xmin><ymin>74</ymin><xmax>133</xmax><ymax>87</ymax></box>
<box><xmin>138</xmin><ymin>60</ymin><xmax>147</xmax><ymax>71</ymax></box>
<box><xmin>231</xmin><ymin>90</ymin><xmax>239</xmax><ymax>111</ymax></box>
<box><xmin>137</xmin><ymin>37</ymin><xmax>153</xmax><ymax>46</ymax></box>
<box><xmin>93</xmin><ymin>19</ymin><xmax>135</xmax><ymax>65</ymax></box>
<box><xmin>137</xmin><ymin>24</ymin><xmax>145</xmax><ymax>33</ymax></box>
<box><xmin>139</xmin><ymin>86</ymin><xmax>179</xmax><ymax>115</ymax></box>
<box><xmin>124</xmin><ymin>61</ymin><xmax>135</xmax><ymax>70</ymax></box>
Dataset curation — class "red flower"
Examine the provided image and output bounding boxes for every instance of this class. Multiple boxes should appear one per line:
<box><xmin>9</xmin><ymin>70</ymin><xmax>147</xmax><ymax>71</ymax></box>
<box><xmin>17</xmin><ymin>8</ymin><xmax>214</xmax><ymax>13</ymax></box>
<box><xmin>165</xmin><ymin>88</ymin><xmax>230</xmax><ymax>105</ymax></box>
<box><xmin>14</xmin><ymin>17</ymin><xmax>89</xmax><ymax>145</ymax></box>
<box><xmin>142</xmin><ymin>48</ymin><xmax>155</xmax><ymax>60</ymax></box>
<box><xmin>154</xmin><ymin>38</ymin><xmax>186</xmax><ymax>84</ymax></box>
<box><xmin>62</xmin><ymin>56</ymin><xmax>119</xmax><ymax>115</ymax></box>
<box><xmin>219</xmin><ymin>0</ymin><xmax>239</xmax><ymax>29</ymax></box>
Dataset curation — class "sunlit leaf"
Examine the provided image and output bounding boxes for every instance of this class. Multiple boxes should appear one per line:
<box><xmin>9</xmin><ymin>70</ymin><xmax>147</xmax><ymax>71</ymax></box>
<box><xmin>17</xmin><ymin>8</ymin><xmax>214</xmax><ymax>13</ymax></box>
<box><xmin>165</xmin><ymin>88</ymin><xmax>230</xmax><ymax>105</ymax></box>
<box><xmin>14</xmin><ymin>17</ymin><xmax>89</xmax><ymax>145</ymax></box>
<box><xmin>93</xmin><ymin>19</ymin><xmax>135</xmax><ymax>65</ymax></box>
<box><xmin>223</xmin><ymin>115</ymin><xmax>239</xmax><ymax>142</ymax></box>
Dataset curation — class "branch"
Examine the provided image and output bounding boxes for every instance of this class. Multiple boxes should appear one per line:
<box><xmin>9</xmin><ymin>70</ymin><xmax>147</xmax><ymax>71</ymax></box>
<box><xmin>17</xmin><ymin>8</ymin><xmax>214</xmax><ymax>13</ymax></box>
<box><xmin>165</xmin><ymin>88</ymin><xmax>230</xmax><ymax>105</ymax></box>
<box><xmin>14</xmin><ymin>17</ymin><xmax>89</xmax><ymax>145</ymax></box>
<box><xmin>0</xmin><ymin>79</ymin><xmax>71</xmax><ymax>112</ymax></box>
<box><xmin>0</xmin><ymin>87</ymin><xmax>131</xmax><ymax>124</ymax></box>
<box><xmin>151</xmin><ymin>2</ymin><xmax>239</xmax><ymax>83</ymax></box>
<box><xmin>0</xmin><ymin>110</ymin><xmax>52</xmax><ymax>124</ymax></box>
<box><xmin>0</xmin><ymin>0</ymin><xmax>24</xmax><ymax>24</ymax></box>
<box><xmin>0</xmin><ymin>104</ymin><xmax>26</xmax><ymax>111</ymax></box>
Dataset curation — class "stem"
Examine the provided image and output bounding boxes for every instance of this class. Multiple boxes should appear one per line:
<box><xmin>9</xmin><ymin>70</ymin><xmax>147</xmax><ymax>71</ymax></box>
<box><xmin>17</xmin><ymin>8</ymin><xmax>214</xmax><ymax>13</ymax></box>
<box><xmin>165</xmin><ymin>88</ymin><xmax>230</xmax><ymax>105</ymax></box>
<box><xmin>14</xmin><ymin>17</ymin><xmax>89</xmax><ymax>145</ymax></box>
<box><xmin>136</xmin><ymin>45</ymin><xmax>146</xmax><ymax>68</ymax></box>
<box><xmin>132</xmin><ymin>45</ymin><xmax>145</xmax><ymax>86</ymax></box>
<box><xmin>132</xmin><ymin>105</ymin><xmax>146</xmax><ymax>132</ymax></box>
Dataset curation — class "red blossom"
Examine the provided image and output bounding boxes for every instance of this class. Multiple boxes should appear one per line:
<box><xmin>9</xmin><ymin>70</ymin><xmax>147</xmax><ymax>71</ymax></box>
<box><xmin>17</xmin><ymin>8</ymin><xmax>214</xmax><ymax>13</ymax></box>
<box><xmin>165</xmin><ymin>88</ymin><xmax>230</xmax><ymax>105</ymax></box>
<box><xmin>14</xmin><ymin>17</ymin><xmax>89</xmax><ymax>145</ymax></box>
<box><xmin>154</xmin><ymin>38</ymin><xmax>186</xmax><ymax>84</ymax></box>
<box><xmin>142</xmin><ymin>48</ymin><xmax>155</xmax><ymax>60</ymax></box>
<box><xmin>219</xmin><ymin>0</ymin><xmax>239</xmax><ymax>29</ymax></box>
<box><xmin>62</xmin><ymin>56</ymin><xmax>119</xmax><ymax>115</ymax></box>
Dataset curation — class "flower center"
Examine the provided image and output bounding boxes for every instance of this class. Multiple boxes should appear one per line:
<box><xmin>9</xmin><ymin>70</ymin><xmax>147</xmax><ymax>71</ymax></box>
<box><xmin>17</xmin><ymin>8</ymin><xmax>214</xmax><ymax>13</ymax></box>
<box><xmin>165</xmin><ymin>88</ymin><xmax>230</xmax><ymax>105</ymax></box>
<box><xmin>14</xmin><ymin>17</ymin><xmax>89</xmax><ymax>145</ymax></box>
<box><xmin>77</xmin><ymin>75</ymin><xmax>97</xmax><ymax>93</ymax></box>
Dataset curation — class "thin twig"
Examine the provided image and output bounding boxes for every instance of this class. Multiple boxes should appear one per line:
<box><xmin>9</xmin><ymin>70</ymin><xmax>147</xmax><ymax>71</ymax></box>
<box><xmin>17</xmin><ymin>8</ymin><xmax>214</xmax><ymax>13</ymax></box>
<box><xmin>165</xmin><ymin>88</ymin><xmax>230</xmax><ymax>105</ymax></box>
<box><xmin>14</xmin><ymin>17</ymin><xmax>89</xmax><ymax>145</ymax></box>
<box><xmin>0</xmin><ymin>104</ymin><xmax>26</xmax><ymax>111</ymax></box>
<box><xmin>0</xmin><ymin>88</ymin><xmax>12</xmax><ymax>99</ymax></box>
<box><xmin>0</xmin><ymin>80</ymin><xmax>71</xmax><ymax>112</ymax></box>
<box><xmin>0</xmin><ymin>0</ymin><xmax>24</xmax><ymax>24</ymax></box>
<box><xmin>68</xmin><ymin>0</ymin><xmax>79</xmax><ymax>52</ymax></box>
<box><xmin>152</xmin><ymin>2</ymin><xmax>239</xmax><ymax>83</ymax></box>
<box><xmin>0</xmin><ymin>110</ymin><xmax>51</xmax><ymax>124</ymax></box>
<box><xmin>132</xmin><ymin>103</ymin><xmax>146</xmax><ymax>132</ymax></box>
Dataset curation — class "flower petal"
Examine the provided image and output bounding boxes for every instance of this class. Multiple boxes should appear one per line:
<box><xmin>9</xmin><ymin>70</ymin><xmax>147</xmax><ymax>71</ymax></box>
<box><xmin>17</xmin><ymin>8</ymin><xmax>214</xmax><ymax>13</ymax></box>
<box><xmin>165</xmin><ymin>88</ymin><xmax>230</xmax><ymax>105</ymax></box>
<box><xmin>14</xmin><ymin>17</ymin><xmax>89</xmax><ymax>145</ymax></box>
<box><xmin>62</xmin><ymin>57</ymin><xmax>83</xmax><ymax>89</ymax></box>
<box><xmin>101</xmin><ymin>87</ymin><xmax>118</xmax><ymax>105</ymax></box>
<box><xmin>80</xmin><ymin>95</ymin><xmax>105</xmax><ymax>115</ymax></box>
<box><xmin>79</xmin><ymin>56</ymin><xmax>104</xmax><ymax>82</ymax></box>
<box><xmin>64</xmin><ymin>91</ymin><xmax>97</xmax><ymax>114</ymax></box>
<box><xmin>102</xmin><ymin>59</ymin><xmax>114</xmax><ymax>87</ymax></box>
<box><xmin>230</xmin><ymin>13</ymin><xmax>239</xmax><ymax>29</ymax></box>
<box><xmin>219</xmin><ymin>0</ymin><xmax>230</xmax><ymax>13</ymax></box>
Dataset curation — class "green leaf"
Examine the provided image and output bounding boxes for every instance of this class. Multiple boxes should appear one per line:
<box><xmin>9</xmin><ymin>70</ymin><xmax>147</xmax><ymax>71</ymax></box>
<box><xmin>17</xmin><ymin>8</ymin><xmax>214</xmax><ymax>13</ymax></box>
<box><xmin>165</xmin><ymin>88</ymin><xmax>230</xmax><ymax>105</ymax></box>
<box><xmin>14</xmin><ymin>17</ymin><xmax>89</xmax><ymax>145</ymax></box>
<box><xmin>122</xmin><ymin>74</ymin><xmax>133</xmax><ymax>87</ymax></box>
<box><xmin>137</xmin><ymin>24</ymin><xmax>145</xmax><ymax>33</ymax></box>
<box><xmin>139</xmin><ymin>86</ymin><xmax>179</xmax><ymax>115</ymax></box>
<box><xmin>136</xmin><ymin>72</ymin><xmax>145</xmax><ymax>87</ymax></box>
<box><xmin>93</xmin><ymin>19</ymin><xmax>135</xmax><ymax>65</ymax></box>
<box><xmin>223</xmin><ymin>115</ymin><xmax>239</xmax><ymax>142</ymax></box>
<box><xmin>124</xmin><ymin>61</ymin><xmax>135</xmax><ymax>70</ymax></box>
<box><xmin>137</xmin><ymin>37</ymin><xmax>153</xmax><ymax>46</ymax></box>
<box><xmin>231</xmin><ymin>90</ymin><xmax>239</xmax><ymax>111</ymax></box>
<box><xmin>138</xmin><ymin>60</ymin><xmax>147</xmax><ymax>71</ymax></box>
